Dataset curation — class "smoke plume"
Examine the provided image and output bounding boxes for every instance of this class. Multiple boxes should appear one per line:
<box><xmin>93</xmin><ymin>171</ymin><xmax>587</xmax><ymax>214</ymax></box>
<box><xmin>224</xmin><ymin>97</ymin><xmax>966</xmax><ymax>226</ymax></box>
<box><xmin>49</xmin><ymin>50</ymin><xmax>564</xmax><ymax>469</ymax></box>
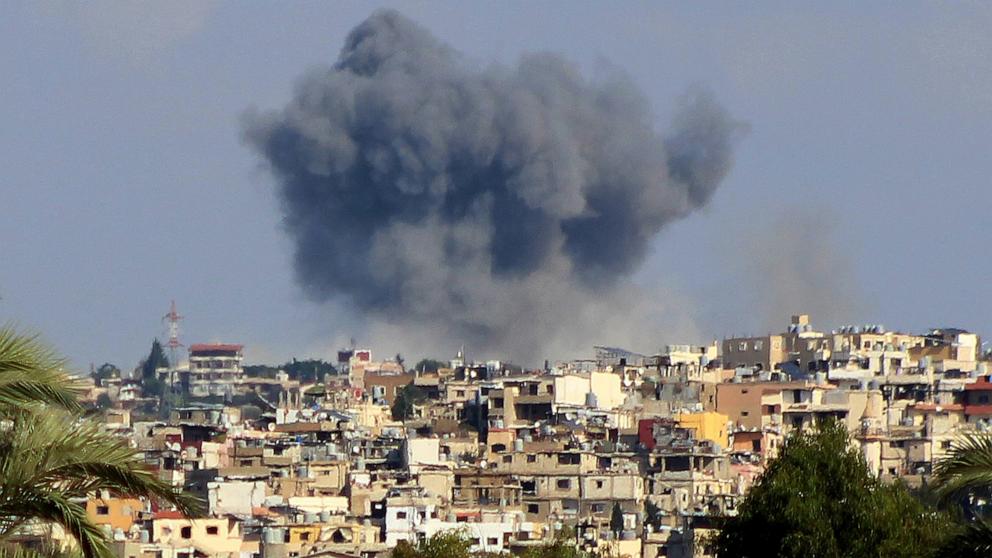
<box><xmin>726</xmin><ymin>208</ymin><xmax>872</xmax><ymax>333</ymax></box>
<box><xmin>243</xmin><ymin>10</ymin><xmax>744</xmax><ymax>363</ymax></box>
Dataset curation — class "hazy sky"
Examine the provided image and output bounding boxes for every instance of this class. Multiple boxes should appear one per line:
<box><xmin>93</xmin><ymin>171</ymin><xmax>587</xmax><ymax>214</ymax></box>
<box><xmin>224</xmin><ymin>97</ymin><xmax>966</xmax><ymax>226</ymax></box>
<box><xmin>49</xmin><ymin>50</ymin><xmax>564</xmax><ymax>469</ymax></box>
<box><xmin>2</xmin><ymin>2</ymin><xmax>991</xmax><ymax>370</ymax></box>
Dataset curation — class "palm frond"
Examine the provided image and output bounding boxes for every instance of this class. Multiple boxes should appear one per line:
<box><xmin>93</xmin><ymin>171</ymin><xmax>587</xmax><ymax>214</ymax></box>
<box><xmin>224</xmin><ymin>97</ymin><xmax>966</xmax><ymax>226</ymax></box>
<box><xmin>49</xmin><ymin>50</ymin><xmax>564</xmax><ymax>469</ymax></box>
<box><xmin>932</xmin><ymin>433</ymin><xmax>992</xmax><ymax>504</ymax></box>
<box><xmin>0</xmin><ymin>410</ymin><xmax>202</xmax><ymax>517</ymax></box>
<box><xmin>0</xmin><ymin>543</ymin><xmax>83</xmax><ymax>558</ymax></box>
<box><xmin>935</xmin><ymin>517</ymin><xmax>992</xmax><ymax>558</ymax></box>
<box><xmin>0</xmin><ymin>327</ymin><xmax>82</xmax><ymax>414</ymax></box>
<box><xmin>0</xmin><ymin>491</ymin><xmax>110</xmax><ymax>558</ymax></box>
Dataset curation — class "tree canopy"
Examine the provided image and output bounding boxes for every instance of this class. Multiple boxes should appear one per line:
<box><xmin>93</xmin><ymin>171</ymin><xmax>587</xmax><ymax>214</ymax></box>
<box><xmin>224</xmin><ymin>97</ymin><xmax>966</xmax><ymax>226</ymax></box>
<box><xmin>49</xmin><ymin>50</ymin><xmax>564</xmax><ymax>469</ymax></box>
<box><xmin>609</xmin><ymin>502</ymin><xmax>624</xmax><ymax>537</ymax></box>
<box><xmin>243</xmin><ymin>359</ymin><xmax>337</xmax><ymax>383</ymax></box>
<box><xmin>714</xmin><ymin>420</ymin><xmax>952</xmax><ymax>558</ymax></box>
<box><xmin>391</xmin><ymin>529</ymin><xmax>590</xmax><ymax>558</ymax></box>
<box><xmin>89</xmin><ymin>363</ymin><xmax>120</xmax><ymax>387</ymax></box>
<box><xmin>932</xmin><ymin>433</ymin><xmax>992</xmax><ymax>556</ymax></box>
<box><xmin>392</xmin><ymin>531</ymin><xmax>474</xmax><ymax>558</ymax></box>
<box><xmin>391</xmin><ymin>384</ymin><xmax>427</xmax><ymax>421</ymax></box>
<box><xmin>414</xmin><ymin>358</ymin><xmax>447</xmax><ymax>373</ymax></box>
<box><xmin>139</xmin><ymin>339</ymin><xmax>169</xmax><ymax>380</ymax></box>
<box><xmin>0</xmin><ymin>327</ymin><xmax>199</xmax><ymax>558</ymax></box>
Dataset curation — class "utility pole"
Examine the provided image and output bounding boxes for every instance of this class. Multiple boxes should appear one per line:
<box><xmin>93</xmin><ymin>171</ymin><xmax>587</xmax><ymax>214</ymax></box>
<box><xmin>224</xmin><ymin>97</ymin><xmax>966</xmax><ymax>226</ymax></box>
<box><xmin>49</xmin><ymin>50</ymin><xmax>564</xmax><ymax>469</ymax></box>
<box><xmin>162</xmin><ymin>300</ymin><xmax>183</xmax><ymax>404</ymax></box>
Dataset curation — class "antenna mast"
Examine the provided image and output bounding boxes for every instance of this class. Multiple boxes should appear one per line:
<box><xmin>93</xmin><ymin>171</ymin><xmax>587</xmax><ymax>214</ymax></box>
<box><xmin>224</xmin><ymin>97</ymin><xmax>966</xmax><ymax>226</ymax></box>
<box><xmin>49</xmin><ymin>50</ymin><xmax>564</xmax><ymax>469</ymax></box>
<box><xmin>162</xmin><ymin>300</ymin><xmax>183</xmax><ymax>396</ymax></box>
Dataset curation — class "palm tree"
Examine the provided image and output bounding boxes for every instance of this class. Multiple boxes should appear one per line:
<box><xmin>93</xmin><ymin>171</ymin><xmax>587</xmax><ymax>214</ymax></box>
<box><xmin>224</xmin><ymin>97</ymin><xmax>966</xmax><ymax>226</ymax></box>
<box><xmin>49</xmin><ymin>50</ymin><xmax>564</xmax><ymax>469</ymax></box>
<box><xmin>0</xmin><ymin>327</ymin><xmax>200</xmax><ymax>558</ymax></box>
<box><xmin>0</xmin><ymin>327</ymin><xmax>83</xmax><ymax>414</ymax></box>
<box><xmin>932</xmin><ymin>432</ymin><xmax>992</xmax><ymax>556</ymax></box>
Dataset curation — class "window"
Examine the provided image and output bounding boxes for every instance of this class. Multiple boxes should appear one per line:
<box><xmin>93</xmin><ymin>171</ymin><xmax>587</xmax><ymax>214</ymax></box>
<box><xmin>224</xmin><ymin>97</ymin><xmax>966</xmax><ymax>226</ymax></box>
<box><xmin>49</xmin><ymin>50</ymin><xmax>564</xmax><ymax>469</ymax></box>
<box><xmin>741</xmin><ymin>411</ymin><xmax>749</xmax><ymax>417</ymax></box>
<box><xmin>300</xmin><ymin>532</ymin><xmax>310</xmax><ymax>541</ymax></box>
<box><xmin>502</xmin><ymin>455</ymin><xmax>512</xmax><ymax>463</ymax></box>
<box><xmin>487</xmin><ymin>537</ymin><xmax>499</xmax><ymax>546</ymax></box>
<box><xmin>754</xmin><ymin>340</ymin><xmax>764</xmax><ymax>350</ymax></box>
<box><xmin>456</xmin><ymin>390</ymin><xmax>465</xmax><ymax>397</ymax></box>
<box><xmin>591</xmin><ymin>503</ymin><xmax>606</xmax><ymax>513</ymax></box>
<box><xmin>557</xmin><ymin>479</ymin><xmax>571</xmax><ymax>490</ymax></box>
<box><xmin>739</xmin><ymin>342</ymin><xmax>747</xmax><ymax>351</ymax></box>
<box><xmin>181</xmin><ymin>526</ymin><xmax>192</xmax><ymax>539</ymax></box>
<box><xmin>527</xmin><ymin>504</ymin><xmax>539</xmax><ymax>513</ymax></box>
<box><xmin>397</xmin><ymin>511</ymin><xmax>408</xmax><ymax>519</ymax></box>
<box><xmin>595</xmin><ymin>480</ymin><xmax>604</xmax><ymax>489</ymax></box>
<box><xmin>96</xmin><ymin>505</ymin><xmax>109</xmax><ymax>515</ymax></box>
<box><xmin>526</xmin><ymin>455</ymin><xmax>536</xmax><ymax>463</ymax></box>
<box><xmin>941</xmin><ymin>441</ymin><xmax>952</xmax><ymax>450</ymax></box>
<box><xmin>206</xmin><ymin>526</ymin><xmax>219</xmax><ymax>535</ymax></box>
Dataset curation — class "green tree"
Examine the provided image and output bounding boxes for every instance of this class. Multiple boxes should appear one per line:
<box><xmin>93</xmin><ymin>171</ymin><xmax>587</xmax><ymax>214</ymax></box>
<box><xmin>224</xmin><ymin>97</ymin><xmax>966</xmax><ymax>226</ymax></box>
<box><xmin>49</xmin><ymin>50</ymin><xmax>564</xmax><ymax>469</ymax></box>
<box><xmin>0</xmin><ymin>328</ymin><xmax>199</xmax><ymax>558</ymax></box>
<box><xmin>140</xmin><ymin>339</ymin><xmax>169</xmax><ymax>381</ymax></box>
<box><xmin>520</xmin><ymin>531</ymin><xmax>585</xmax><ymax>558</ymax></box>
<box><xmin>94</xmin><ymin>392</ymin><xmax>112</xmax><ymax>409</ymax></box>
<box><xmin>713</xmin><ymin>420</ymin><xmax>952</xmax><ymax>558</ymax></box>
<box><xmin>391</xmin><ymin>530</ymin><xmax>474</xmax><ymax>558</ymax></box>
<box><xmin>391</xmin><ymin>384</ymin><xmax>426</xmax><ymax>421</ymax></box>
<box><xmin>932</xmin><ymin>433</ymin><xmax>992</xmax><ymax>556</ymax></box>
<box><xmin>0</xmin><ymin>327</ymin><xmax>82</xmax><ymax>412</ymax></box>
<box><xmin>89</xmin><ymin>363</ymin><xmax>120</xmax><ymax>387</ymax></box>
<box><xmin>644</xmin><ymin>499</ymin><xmax>663</xmax><ymax>529</ymax></box>
<box><xmin>609</xmin><ymin>502</ymin><xmax>624</xmax><ymax>537</ymax></box>
<box><xmin>282</xmin><ymin>358</ymin><xmax>336</xmax><ymax>383</ymax></box>
<box><xmin>141</xmin><ymin>376</ymin><xmax>164</xmax><ymax>398</ymax></box>
<box><xmin>414</xmin><ymin>358</ymin><xmax>447</xmax><ymax>373</ymax></box>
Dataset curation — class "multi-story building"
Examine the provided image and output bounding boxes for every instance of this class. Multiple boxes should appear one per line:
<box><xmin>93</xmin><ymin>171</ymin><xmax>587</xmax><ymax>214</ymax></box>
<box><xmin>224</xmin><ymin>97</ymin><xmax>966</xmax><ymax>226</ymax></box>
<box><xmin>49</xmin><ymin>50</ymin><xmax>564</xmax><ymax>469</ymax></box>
<box><xmin>185</xmin><ymin>343</ymin><xmax>245</xmax><ymax>398</ymax></box>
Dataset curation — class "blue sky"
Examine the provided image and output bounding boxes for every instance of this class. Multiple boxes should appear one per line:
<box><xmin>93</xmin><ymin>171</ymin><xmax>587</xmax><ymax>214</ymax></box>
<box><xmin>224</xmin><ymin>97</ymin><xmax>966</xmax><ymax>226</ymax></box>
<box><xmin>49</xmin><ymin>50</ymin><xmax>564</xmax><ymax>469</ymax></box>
<box><xmin>2</xmin><ymin>2</ymin><xmax>991</xmax><ymax>370</ymax></box>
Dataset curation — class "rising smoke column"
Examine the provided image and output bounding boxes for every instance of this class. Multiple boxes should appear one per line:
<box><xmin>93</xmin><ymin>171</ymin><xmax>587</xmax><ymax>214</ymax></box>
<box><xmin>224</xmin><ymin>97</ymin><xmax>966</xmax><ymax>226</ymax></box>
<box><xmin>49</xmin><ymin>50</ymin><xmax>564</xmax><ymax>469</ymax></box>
<box><xmin>244</xmin><ymin>9</ymin><xmax>745</xmax><ymax>362</ymax></box>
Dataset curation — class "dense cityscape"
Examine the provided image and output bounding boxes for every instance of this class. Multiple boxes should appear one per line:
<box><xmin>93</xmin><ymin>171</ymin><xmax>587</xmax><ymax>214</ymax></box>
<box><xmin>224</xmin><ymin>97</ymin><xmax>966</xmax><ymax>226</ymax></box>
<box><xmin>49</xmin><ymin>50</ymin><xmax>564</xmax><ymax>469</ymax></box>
<box><xmin>4</xmin><ymin>4</ymin><xmax>991</xmax><ymax>558</ymax></box>
<box><xmin>7</xmin><ymin>309</ymin><xmax>984</xmax><ymax>557</ymax></box>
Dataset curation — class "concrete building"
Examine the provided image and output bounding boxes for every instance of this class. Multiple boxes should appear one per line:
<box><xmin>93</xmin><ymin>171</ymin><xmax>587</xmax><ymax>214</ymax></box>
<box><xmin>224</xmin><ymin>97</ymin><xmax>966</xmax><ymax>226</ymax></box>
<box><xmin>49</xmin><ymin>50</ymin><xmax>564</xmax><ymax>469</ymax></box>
<box><xmin>185</xmin><ymin>343</ymin><xmax>244</xmax><ymax>398</ymax></box>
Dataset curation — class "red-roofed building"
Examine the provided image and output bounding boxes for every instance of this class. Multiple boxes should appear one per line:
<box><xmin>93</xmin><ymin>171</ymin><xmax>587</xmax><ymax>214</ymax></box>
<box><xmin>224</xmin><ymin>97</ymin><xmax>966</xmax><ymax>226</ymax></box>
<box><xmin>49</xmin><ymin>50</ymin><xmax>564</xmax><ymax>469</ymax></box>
<box><xmin>963</xmin><ymin>376</ymin><xmax>992</xmax><ymax>421</ymax></box>
<box><xmin>189</xmin><ymin>343</ymin><xmax>244</xmax><ymax>353</ymax></box>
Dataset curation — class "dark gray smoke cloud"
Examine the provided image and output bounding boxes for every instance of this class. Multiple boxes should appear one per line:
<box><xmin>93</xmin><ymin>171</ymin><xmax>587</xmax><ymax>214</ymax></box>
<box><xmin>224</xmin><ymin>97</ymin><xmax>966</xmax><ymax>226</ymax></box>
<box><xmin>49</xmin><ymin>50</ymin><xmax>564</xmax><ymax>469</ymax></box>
<box><xmin>244</xmin><ymin>9</ymin><xmax>745</xmax><ymax>363</ymax></box>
